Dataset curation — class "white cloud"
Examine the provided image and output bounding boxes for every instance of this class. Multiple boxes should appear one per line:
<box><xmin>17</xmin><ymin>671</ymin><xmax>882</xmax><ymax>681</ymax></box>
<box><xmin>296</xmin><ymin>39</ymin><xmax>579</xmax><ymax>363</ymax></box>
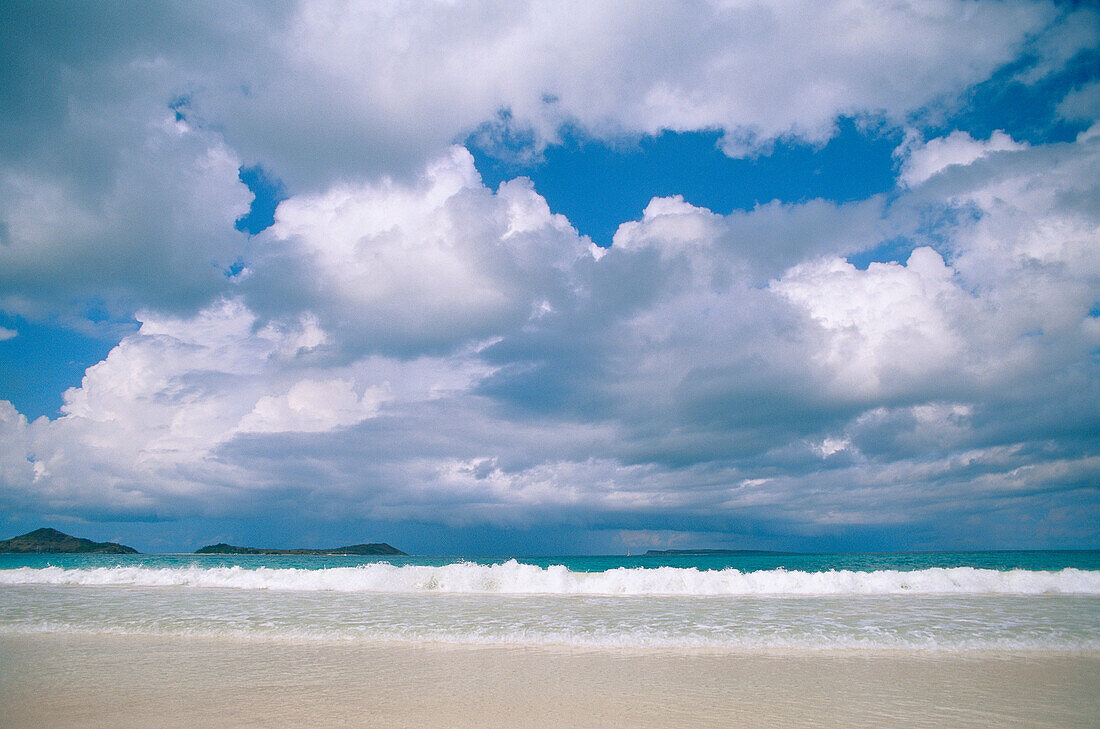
<box><xmin>1057</xmin><ymin>80</ymin><xmax>1100</xmax><ymax>123</ymax></box>
<box><xmin>236</xmin><ymin>378</ymin><xmax>388</xmax><ymax>434</ymax></box>
<box><xmin>0</xmin><ymin>326</ymin><xmax>16</xmax><ymax>341</ymax></box>
<box><xmin>612</xmin><ymin>195</ymin><xmax>722</xmax><ymax>252</ymax></box>
<box><xmin>772</xmin><ymin>247</ymin><xmax>970</xmax><ymax>397</ymax></box>
<box><xmin>0</xmin><ymin>402</ymin><xmax>33</xmax><ymax>491</ymax></box>
<box><xmin>0</xmin><ymin>122</ymin><xmax>1096</xmax><ymax>542</ymax></box>
<box><xmin>813</xmin><ymin>437</ymin><xmax>851</xmax><ymax>458</ymax></box>
<box><xmin>55</xmin><ymin>300</ymin><xmax>309</xmax><ymax>458</ymax></box>
<box><xmin>1012</xmin><ymin>5</ymin><xmax>1100</xmax><ymax>85</ymax></box>
<box><xmin>0</xmin><ymin>0</ymin><xmax>1078</xmax><ymax>328</ymax></box>
<box><xmin>249</xmin><ymin>146</ymin><xmax>592</xmax><ymax>354</ymax></box>
<box><xmin>0</xmin><ymin>110</ymin><xmax>251</xmax><ymax>319</ymax></box>
<box><xmin>897</xmin><ymin>130</ymin><xmax>1028</xmax><ymax>187</ymax></box>
<box><xmin>3</xmin><ymin>1</ymin><xmax>1061</xmax><ymax>190</ymax></box>
<box><xmin>0</xmin><ymin>3</ymin><xmax>1097</xmax><ymax>544</ymax></box>
<box><xmin>0</xmin><ymin>282</ymin><xmax>507</xmax><ymax>518</ymax></box>
<box><xmin>915</xmin><ymin>134</ymin><xmax>1100</xmax><ymax>384</ymax></box>
<box><xmin>196</xmin><ymin>0</ymin><xmax>1049</xmax><ymax>181</ymax></box>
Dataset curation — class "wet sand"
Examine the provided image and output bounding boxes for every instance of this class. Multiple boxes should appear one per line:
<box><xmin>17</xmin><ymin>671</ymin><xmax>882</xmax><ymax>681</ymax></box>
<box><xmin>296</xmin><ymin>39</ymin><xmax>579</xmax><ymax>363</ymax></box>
<box><xmin>1</xmin><ymin>634</ymin><xmax>1097</xmax><ymax>728</ymax></box>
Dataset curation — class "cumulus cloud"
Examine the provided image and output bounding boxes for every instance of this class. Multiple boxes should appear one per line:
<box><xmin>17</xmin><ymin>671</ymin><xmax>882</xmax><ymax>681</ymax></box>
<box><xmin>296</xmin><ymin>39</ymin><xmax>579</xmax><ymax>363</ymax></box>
<box><xmin>0</xmin><ymin>402</ymin><xmax>33</xmax><ymax>495</ymax></box>
<box><xmin>147</xmin><ymin>0</ymin><xmax>1057</xmax><ymax>183</ymax></box>
<box><xmin>236</xmin><ymin>379</ymin><xmax>388</xmax><ymax>435</ymax></box>
<box><xmin>479</xmin><ymin>125</ymin><xmax>1098</xmax><ymax>539</ymax></box>
<box><xmin>897</xmin><ymin>130</ymin><xmax>1028</xmax><ymax>187</ymax></box>
<box><xmin>2</xmin><ymin>117</ymin><xmax>1097</xmax><ymax>543</ymax></box>
<box><xmin>0</xmin><ymin>299</ymin><xmax>481</xmax><ymax>517</ymax></box>
<box><xmin>246</xmin><ymin>147</ymin><xmax>592</xmax><ymax>356</ymax></box>
<box><xmin>0</xmin><ymin>326</ymin><xmax>16</xmax><ymax>341</ymax></box>
<box><xmin>1</xmin><ymin>1</ymin><xmax>1098</xmax><ymax>547</ymax></box>
<box><xmin>0</xmin><ymin>3</ymin><xmax>264</xmax><ymax>322</ymax></box>
<box><xmin>772</xmin><ymin>247</ymin><xmax>972</xmax><ymax>397</ymax></box>
<box><xmin>0</xmin><ymin>110</ymin><xmax>252</xmax><ymax>321</ymax></box>
<box><xmin>0</xmin><ymin>0</ymin><xmax>1083</xmax><ymax>326</ymax></box>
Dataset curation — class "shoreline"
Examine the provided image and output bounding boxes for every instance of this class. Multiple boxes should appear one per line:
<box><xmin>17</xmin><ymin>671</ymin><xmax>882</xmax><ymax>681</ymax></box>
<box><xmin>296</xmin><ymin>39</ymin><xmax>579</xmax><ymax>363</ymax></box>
<box><xmin>2</xmin><ymin>626</ymin><xmax>1099</xmax><ymax>658</ymax></box>
<box><xmin>3</xmin><ymin>633</ymin><xmax>1098</xmax><ymax>728</ymax></box>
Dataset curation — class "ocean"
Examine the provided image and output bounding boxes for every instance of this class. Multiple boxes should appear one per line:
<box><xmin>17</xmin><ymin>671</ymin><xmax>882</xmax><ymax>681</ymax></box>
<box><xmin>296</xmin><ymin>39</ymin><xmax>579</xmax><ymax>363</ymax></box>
<box><xmin>2</xmin><ymin>550</ymin><xmax>1098</xmax><ymax>652</ymax></box>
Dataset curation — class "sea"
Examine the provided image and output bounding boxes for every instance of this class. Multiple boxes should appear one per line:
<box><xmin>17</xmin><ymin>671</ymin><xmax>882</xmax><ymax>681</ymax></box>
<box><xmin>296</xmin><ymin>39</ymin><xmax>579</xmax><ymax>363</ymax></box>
<box><xmin>2</xmin><ymin>551</ymin><xmax>1098</xmax><ymax>653</ymax></box>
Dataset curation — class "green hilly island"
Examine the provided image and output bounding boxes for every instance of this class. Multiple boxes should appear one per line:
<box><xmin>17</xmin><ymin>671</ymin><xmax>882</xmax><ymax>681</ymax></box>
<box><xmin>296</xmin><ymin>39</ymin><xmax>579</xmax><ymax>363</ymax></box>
<box><xmin>195</xmin><ymin>542</ymin><xmax>405</xmax><ymax>556</ymax></box>
<box><xmin>0</xmin><ymin>528</ymin><xmax>139</xmax><ymax>554</ymax></box>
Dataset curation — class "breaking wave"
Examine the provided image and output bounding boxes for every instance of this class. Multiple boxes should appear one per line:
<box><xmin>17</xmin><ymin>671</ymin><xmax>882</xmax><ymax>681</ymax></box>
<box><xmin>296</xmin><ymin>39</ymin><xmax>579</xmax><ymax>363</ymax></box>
<box><xmin>3</xmin><ymin>561</ymin><xmax>1099</xmax><ymax>595</ymax></box>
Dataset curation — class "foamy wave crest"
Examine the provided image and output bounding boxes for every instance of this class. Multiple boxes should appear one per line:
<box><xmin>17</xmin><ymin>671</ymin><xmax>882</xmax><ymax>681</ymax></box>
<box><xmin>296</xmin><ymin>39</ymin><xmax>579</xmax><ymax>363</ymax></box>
<box><xmin>2</xmin><ymin>562</ymin><xmax>1099</xmax><ymax>595</ymax></box>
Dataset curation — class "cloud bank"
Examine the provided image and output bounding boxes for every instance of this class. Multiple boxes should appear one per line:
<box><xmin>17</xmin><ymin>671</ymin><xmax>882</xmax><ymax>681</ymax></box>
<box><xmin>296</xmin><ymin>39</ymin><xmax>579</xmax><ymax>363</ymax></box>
<box><xmin>0</xmin><ymin>0</ymin><xmax>1097</xmax><ymax>550</ymax></box>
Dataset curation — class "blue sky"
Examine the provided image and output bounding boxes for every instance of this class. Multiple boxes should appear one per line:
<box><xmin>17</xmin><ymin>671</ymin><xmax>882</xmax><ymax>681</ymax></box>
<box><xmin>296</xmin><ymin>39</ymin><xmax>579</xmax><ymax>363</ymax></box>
<box><xmin>0</xmin><ymin>0</ymin><xmax>1098</xmax><ymax>554</ymax></box>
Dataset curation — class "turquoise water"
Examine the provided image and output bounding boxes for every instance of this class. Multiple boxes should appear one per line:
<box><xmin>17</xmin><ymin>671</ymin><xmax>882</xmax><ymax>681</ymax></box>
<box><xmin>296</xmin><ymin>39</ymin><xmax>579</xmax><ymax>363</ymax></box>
<box><xmin>2</xmin><ymin>551</ymin><xmax>1098</xmax><ymax>651</ymax></box>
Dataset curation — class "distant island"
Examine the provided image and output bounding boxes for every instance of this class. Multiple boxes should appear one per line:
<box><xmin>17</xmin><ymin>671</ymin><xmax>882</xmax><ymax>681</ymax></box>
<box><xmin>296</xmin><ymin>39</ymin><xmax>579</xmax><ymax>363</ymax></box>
<box><xmin>643</xmin><ymin>549</ymin><xmax>793</xmax><ymax>556</ymax></box>
<box><xmin>0</xmin><ymin>527</ymin><xmax>139</xmax><ymax>554</ymax></box>
<box><xmin>195</xmin><ymin>542</ymin><xmax>406</xmax><ymax>556</ymax></box>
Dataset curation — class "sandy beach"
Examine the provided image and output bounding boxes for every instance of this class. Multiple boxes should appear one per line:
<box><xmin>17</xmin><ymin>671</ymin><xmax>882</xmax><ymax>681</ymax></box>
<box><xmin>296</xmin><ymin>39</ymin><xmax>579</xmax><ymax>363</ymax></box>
<box><xmin>1</xmin><ymin>634</ymin><xmax>1097</xmax><ymax>728</ymax></box>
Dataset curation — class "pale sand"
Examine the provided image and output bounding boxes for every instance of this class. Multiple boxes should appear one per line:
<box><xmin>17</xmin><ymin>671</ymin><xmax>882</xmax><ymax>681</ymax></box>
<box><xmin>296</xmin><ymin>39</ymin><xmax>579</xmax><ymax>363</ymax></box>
<box><xmin>1</xmin><ymin>634</ymin><xmax>1097</xmax><ymax>728</ymax></box>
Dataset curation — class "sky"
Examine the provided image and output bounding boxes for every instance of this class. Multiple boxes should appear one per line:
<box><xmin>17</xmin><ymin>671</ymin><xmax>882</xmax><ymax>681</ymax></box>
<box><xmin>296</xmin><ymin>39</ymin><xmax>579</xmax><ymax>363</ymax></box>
<box><xmin>0</xmin><ymin>0</ymin><xmax>1098</xmax><ymax>555</ymax></box>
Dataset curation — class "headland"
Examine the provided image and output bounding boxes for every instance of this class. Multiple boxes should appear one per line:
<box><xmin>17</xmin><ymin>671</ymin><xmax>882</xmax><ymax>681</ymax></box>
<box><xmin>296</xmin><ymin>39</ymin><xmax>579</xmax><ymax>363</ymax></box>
<box><xmin>0</xmin><ymin>528</ymin><xmax>139</xmax><ymax>554</ymax></box>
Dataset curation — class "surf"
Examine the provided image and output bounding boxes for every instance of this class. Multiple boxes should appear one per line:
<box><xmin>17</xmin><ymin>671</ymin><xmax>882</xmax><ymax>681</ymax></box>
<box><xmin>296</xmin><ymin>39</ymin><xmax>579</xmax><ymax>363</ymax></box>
<box><xmin>3</xmin><ymin>561</ymin><xmax>1099</xmax><ymax>595</ymax></box>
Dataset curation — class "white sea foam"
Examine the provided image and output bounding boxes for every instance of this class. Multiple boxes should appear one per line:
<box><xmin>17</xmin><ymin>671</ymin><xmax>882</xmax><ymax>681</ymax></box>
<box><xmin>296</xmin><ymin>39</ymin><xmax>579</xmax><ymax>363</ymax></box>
<box><xmin>2</xmin><ymin>562</ymin><xmax>1099</xmax><ymax>595</ymax></box>
<box><xmin>1</xmin><ymin>619</ymin><xmax>1097</xmax><ymax>652</ymax></box>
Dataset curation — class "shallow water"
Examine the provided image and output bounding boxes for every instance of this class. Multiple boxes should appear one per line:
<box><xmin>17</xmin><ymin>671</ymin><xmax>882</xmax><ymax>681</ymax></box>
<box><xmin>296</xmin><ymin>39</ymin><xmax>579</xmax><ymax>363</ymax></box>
<box><xmin>1</xmin><ymin>552</ymin><xmax>1097</xmax><ymax>652</ymax></box>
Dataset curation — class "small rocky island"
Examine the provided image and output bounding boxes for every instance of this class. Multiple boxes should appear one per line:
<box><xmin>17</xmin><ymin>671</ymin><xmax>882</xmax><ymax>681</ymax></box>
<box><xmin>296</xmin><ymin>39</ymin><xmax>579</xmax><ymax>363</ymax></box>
<box><xmin>0</xmin><ymin>527</ymin><xmax>139</xmax><ymax>554</ymax></box>
<box><xmin>195</xmin><ymin>542</ymin><xmax>406</xmax><ymax>556</ymax></box>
